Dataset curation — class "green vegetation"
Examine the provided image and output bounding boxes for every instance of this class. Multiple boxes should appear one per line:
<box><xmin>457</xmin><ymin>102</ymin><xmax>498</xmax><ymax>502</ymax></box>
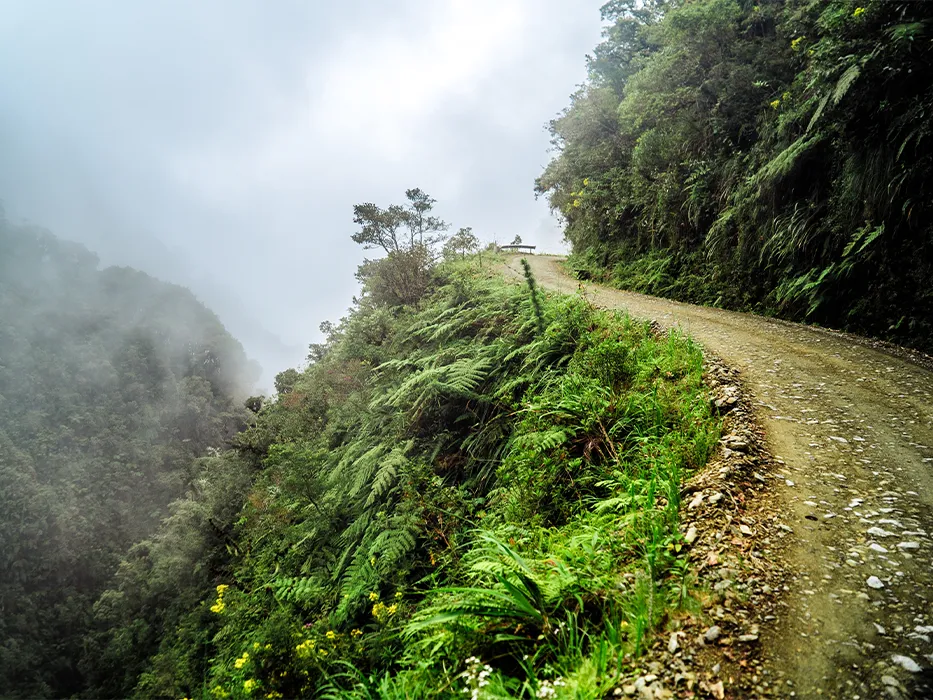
<box><xmin>81</xmin><ymin>228</ymin><xmax>719</xmax><ymax>698</ymax></box>
<box><xmin>0</xmin><ymin>217</ymin><xmax>254</xmax><ymax>697</ymax></box>
<box><xmin>538</xmin><ymin>0</ymin><xmax>933</xmax><ymax>351</ymax></box>
<box><xmin>1</xmin><ymin>183</ymin><xmax>720</xmax><ymax>698</ymax></box>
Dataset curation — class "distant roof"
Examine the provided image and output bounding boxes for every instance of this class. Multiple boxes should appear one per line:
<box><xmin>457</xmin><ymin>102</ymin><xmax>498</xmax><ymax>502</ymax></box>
<box><xmin>497</xmin><ymin>244</ymin><xmax>536</xmax><ymax>251</ymax></box>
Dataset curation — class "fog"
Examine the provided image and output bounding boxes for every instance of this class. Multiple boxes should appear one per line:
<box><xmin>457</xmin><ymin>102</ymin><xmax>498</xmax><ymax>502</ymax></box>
<box><xmin>0</xmin><ymin>0</ymin><xmax>604</xmax><ymax>388</ymax></box>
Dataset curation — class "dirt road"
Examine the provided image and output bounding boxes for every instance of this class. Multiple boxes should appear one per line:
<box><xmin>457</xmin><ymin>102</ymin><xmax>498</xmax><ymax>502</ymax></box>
<box><xmin>511</xmin><ymin>256</ymin><xmax>933</xmax><ymax>699</ymax></box>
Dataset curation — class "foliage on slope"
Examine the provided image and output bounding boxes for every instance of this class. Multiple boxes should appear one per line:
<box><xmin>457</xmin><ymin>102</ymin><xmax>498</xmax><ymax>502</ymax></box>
<box><xmin>537</xmin><ymin>0</ymin><xmax>933</xmax><ymax>351</ymax></box>
<box><xmin>102</xmin><ymin>259</ymin><xmax>719</xmax><ymax>699</ymax></box>
<box><xmin>0</xmin><ymin>218</ymin><xmax>254</xmax><ymax>697</ymax></box>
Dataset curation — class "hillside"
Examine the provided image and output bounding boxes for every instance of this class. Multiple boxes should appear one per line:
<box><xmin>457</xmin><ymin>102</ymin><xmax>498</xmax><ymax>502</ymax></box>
<box><xmin>76</xmin><ymin>252</ymin><xmax>721</xmax><ymax>698</ymax></box>
<box><xmin>537</xmin><ymin>0</ymin><xmax>933</xmax><ymax>352</ymax></box>
<box><xmin>0</xmin><ymin>218</ymin><xmax>255</xmax><ymax>696</ymax></box>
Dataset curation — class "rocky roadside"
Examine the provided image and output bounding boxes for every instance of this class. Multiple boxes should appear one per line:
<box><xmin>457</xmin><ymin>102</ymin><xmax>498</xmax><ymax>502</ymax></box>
<box><xmin>505</xmin><ymin>255</ymin><xmax>933</xmax><ymax>698</ymax></box>
<box><xmin>609</xmin><ymin>357</ymin><xmax>792</xmax><ymax>699</ymax></box>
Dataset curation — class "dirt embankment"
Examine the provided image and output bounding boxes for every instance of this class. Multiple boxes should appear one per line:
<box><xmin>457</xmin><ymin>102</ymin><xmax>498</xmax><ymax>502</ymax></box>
<box><xmin>508</xmin><ymin>255</ymin><xmax>933</xmax><ymax>699</ymax></box>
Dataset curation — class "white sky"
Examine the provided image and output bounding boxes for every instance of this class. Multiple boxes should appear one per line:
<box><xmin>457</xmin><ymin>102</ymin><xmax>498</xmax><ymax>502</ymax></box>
<box><xmin>0</xmin><ymin>0</ymin><xmax>605</xmax><ymax>386</ymax></box>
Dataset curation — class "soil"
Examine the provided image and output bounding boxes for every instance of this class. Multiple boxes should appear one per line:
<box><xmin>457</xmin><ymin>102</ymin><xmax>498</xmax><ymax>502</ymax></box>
<box><xmin>506</xmin><ymin>255</ymin><xmax>933</xmax><ymax>699</ymax></box>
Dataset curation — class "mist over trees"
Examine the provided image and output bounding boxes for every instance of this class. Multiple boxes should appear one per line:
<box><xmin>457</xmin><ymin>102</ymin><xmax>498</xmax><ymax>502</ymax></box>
<box><xmin>0</xmin><ymin>216</ymin><xmax>255</xmax><ymax>696</ymax></box>
<box><xmin>537</xmin><ymin>0</ymin><xmax>933</xmax><ymax>350</ymax></box>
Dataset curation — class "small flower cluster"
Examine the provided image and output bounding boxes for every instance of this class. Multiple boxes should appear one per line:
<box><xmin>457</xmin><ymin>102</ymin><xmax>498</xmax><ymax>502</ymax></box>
<box><xmin>372</xmin><ymin>601</ymin><xmax>398</xmax><ymax>621</ymax></box>
<box><xmin>210</xmin><ymin>584</ymin><xmax>229</xmax><ymax>614</ymax></box>
<box><xmin>234</xmin><ymin>651</ymin><xmax>250</xmax><ymax>669</ymax></box>
<box><xmin>243</xmin><ymin>678</ymin><xmax>257</xmax><ymax>694</ymax></box>
<box><xmin>294</xmin><ymin>639</ymin><xmax>315</xmax><ymax>658</ymax></box>
<box><xmin>853</xmin><ymin>6</ymin><xmax>865</xmax><ymax>17</ymax></box>
<box><xmin>459</xmin><ymin>656</ymin><xmax>493</xmax><ymax>700</ymax></box>
<box><xmin>535</xmin><ymin>678</ymin><xmax>566</xmax><ymax>699</ymax></box>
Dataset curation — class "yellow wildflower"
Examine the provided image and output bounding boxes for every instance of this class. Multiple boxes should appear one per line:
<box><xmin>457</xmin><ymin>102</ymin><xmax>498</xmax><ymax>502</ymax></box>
<box><xmin>319</xmin><ymin>648</ymin><xmax>328</xmax><ymax>656</ymax></box>
<box><xmin>573</xmin><ymin>199</ymin><xmax>581</xmax><ymax>208</ymax></box>
<box><xmin>211</xmin><ymin>687</ymin><xmax>230</xmax><ymax>699</ymax></box>
<box><xmin>368</xmin><ymin>591</ymin><xmax>379</xmax><ymax>602</ymax></box>
<box><xmin>790</xmin><ymin>36</ymin><xmax>804</xmax><ymax>51</ymax></box>
<box><xmin>210</xmin><ymin>600</ymin><xmax>225</xmax><ymax>614</ymax></box>
<box><xmin>770</xmin><ymin>99</ymin><xmax>780</xmax><ymax>110</ymax></box>
<box><xmin>325</xmin><ymin>630</ymin><xmax>336</xmax><ymax>640</ymax></box>
<box><xmin>351</xmin><ymin>628</ymin><xmax>363</xmax><ymax>637</ymax></box>
<box><xmin>266</xmin><ymin>693</ymin><xmax>284</xmax><ymax>699</ymax></box>
<box><xmin>387</xmin><ymin>604</ymin><xmax>398</xmax><ymax>615</ymax></box>
<box><xmin>395</xmin><ymin>591</ymin><xmax>403</xmax><ymax>599</ymax></box>
<box><xmin>583</xmin><ymin>178</ymin><xmax>590</xmax><ymax>186</ymax></box>
<box><xmin>853</xmin><ymin>7</ymin><xmax>865</xmax><ymax>17</ymax></box>
<box><xmin>216</xmin><ymin>584</ymin><xmax>229</xmax><ymax>595</ymax></box>
<box><xmin>234</xmin><ymin>652</ymin><xmax>250</xmax><ymax>669</ymax></box>
<box><xmin>253</xmin><ymin>642</ymin><xmax>260</xmax><ymax>650</ymax></box>
<box><xmin>295</xmin><ymin>639</ymin><xmax>315</xmax><ymax>658</ymax></box>
<box><xmin>243</xmin><ymin>678</ymin><xmax>257</xmax><ymax>693</ymax></box>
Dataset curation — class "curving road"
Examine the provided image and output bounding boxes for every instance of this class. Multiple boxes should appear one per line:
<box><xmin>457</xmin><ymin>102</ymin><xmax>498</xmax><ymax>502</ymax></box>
<box><xmin>510</xmin><ymin>255</ymin><xmax>933</xmax><ymax>699</ymax></box>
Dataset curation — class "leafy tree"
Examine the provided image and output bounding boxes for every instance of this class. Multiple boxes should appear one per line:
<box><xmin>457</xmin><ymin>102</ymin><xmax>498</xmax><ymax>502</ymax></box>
<box><xmin>443</xmin><ymin>227</ymin><xmax>480</xmax><ymax>260</ymax></box>
<box><xmin>351</xmin><ymin>189</ymin><xmax>451</xmax><ymax>307</ymax></box>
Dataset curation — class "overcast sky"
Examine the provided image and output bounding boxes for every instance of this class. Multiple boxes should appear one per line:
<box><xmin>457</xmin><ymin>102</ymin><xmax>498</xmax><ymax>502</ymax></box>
<box><xmin>0</xmin><ymin>0</ymin><xmax>604</xmax><ymax>387</ymax></box>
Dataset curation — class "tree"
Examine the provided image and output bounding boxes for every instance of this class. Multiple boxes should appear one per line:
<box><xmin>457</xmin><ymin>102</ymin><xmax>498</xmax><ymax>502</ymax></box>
<box><xmin>351</xmin><ymin>190</ymin><xmax>450</xmax><ymax>307</ymax></box>
<box><xmin>351</xmin><ymin>189</ymin><xmax>449</xmax><ymax>254</ymax></box>
<box><xmin>511</xmin><ymin>234</ymin><xmax>523</xmax><ymax>245</ymax></box>
<box><xmin>443</xmin><ymin>227</ymin><xmax>480</xmax><ymax>260</ymax></box>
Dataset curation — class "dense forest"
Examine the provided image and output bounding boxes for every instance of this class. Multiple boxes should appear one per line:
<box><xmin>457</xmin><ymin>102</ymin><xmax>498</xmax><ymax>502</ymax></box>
<box><xmin>537</xmin><ymin>0</ymin><xmax>933</xmax><ymax>351</ymax></box>
<box><xmin>0</xmin><ymin>215</ymin><xmax>255</xmax><ymax>696</ymax></box>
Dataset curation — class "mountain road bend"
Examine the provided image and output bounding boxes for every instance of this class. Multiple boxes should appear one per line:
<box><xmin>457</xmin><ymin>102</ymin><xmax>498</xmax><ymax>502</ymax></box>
<box><xmin>506</xmin><ymin>255</ymin><xmax>933</xmax><ymax>699</ymax></box>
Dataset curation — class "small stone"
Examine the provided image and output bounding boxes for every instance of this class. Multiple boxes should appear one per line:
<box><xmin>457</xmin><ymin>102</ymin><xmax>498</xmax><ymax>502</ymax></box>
<box><xmin>668</xmin><ymin>632</ymin><xmax>679</xmax><ymax>653</ymax></box>
<box><xmin>622</xmin><ymin>684</ymin><xmax>636</xmax><ymax>696</ymax></box>
<box><xmin>873</xmin><ymin>623</ymin><xmax>886</xmax><ymax>635</ymax></box>
<box><xmin>738</xmin><ymin>634</ymin><xmax>759</xmax><ymax>642</ymax></box>
<box><xmin>708</xmin><ymin>492</ymin><xmax>723</xmax><ymax>504</ymax></box>
<box><xmin>868</xmin><ymin>527</ymin><xmax>896</xmax><ymax>538</ymax></box>
<box><xmin>869</xmin><ymin>543</ymin><xmax>889</xmax><ymax>553</ymax></box>
<box><xmin>891</xmin><ymin>654</ymin><xmax>922</xmax><ymax>673</ymax></box>
<box><xmin>881</xmin><ymin>675</ymin><xmax>898</xmax><ymax>687</ymax></box>
<box><xmin>685</xmin><ymin>526</ymin><xmax>698</xmax><ymax>544</ymax></box>
<box><xmin>739</xmin><ymin>524</ymin><xmax>752</xmax><ymax>536</ymax></box>
<box><xmin>643</xmin><ymin>674</ymin><xmax>658</xmax><ymax>683</ymax></box>
<box><xmin>688</xmin><ymin>492</ymin><xmax>704</xmax><ymax>509</ymax></box>
<box><xmin>896</xmin><ymin>542</ymin><xmax>919</xmax><ymax>550</ymax></box>
<box><xmin>704</xmin><ymin>625</ymin><xmax>721</xmax><ymax>642</ymax></box>
<box><xmin>867</xmin><ymin>576</ymin><xmax>885</xmax><ymax>589</ymax></box>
